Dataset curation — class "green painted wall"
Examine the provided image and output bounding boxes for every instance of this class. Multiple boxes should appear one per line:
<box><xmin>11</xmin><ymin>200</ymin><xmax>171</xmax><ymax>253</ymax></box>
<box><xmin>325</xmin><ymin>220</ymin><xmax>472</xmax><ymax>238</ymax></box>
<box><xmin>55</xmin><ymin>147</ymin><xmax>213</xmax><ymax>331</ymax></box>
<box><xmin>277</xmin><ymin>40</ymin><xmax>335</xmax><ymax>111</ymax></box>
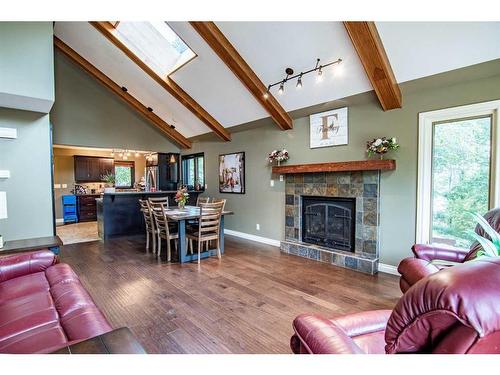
<box><xmin>0</xmin><ymin>22</ymin><xmax>54</xmax><ymax>241</ymax></box>
<box><xmin>0</xmin><ymin>22</ymin><xmax>54</xmax><ymax>111</ymax></box>
<box><xmin>50</xmin><ymin>51</ymin><xmax>180</xmax><ymax>153</ymax></box>
<box><xmin>186</xmin><ymin>60</ymin><xmax>500</xmax><ymax>266</ymax></box>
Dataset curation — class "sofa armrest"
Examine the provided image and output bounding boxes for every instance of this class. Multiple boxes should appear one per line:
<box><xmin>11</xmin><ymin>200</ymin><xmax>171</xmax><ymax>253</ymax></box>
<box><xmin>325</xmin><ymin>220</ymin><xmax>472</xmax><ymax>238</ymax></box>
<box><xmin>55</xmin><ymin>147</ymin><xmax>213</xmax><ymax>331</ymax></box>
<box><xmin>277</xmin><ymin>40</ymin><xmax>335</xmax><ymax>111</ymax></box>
<box><xmin>292</xmin><ymin>314</ymin><xmax>365</xmax><ymax>354</ymax></box>
<box><xmin>398</xmin><ymin>257</ymin><xmax>440</xmax><ymax>290</ymax></box>
<box><xmin>412</xmin><ymin>243</ymin><xmax>469</xmax><ymax>262</ymax></box>
<box><xmin>0</xmin><ymin>250</ymin><xmax>57</xmax><ymax>282</ymax></box>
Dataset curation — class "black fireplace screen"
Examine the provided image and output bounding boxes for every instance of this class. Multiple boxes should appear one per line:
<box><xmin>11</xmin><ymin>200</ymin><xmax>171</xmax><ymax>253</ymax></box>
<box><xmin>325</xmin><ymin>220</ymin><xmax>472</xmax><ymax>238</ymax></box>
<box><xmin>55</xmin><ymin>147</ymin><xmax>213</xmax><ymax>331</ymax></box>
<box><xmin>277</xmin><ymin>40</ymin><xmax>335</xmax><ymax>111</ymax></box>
<box><xmin>302</xmin><ymin>196</ymin><xmax>355</xmax><ymax>252</ymax></box>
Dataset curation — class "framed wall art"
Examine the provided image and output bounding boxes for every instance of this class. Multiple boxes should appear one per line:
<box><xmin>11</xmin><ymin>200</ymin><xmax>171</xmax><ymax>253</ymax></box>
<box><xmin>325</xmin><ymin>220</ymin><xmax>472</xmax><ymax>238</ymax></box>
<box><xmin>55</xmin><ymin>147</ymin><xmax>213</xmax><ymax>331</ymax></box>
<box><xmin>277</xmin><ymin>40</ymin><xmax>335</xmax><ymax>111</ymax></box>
<box><xmin>309</xmin><ymin>107</ymin><xmax>348</xmax><ymax>148</ymax></box>
<box><xmin>219</xmin><ymin>152</ymin><xmax>245</xmax><ymax>194</ymax></box>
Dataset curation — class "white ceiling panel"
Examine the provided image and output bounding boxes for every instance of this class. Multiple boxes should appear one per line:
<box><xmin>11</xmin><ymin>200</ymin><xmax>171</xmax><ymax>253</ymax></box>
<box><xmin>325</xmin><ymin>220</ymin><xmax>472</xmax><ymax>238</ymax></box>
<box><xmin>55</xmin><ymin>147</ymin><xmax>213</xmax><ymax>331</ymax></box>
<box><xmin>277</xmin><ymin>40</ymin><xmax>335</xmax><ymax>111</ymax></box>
<box><xmin>215</xmin><ymin>22</ymin><xmax>373</xmax><ymax>113</ymax></box>
<box><xmin>376</xmin><ymin>22</ymin><xmax>500</xmax><ymax>83</ymax></box>
<box><xmin>54</xmin><ymin>22</ymin><xmax>208</xmax><ymax>138</ymax></box>
<box><xmin>168</xmin><ymin>22</ymin><xmax>268</xmax><ymax>128</ymax></box>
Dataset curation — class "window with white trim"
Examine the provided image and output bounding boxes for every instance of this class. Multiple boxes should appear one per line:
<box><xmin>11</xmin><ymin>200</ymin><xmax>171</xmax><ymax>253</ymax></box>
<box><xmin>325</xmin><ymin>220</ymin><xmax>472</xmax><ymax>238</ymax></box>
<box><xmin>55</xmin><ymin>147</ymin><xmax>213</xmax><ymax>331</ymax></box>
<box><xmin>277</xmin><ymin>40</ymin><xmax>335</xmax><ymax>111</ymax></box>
<box><xmin>416</xmin><ymin>100</ymin><xmax>500</xmax><ymax>247</ymax></box>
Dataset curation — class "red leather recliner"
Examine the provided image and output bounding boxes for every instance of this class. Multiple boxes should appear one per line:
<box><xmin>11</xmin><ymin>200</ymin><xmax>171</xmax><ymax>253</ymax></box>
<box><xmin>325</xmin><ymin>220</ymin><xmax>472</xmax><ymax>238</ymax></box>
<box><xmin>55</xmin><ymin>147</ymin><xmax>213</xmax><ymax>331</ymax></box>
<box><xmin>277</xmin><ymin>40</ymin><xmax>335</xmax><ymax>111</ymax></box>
<box><xmin>0</xmin><ymin>250</ymin><xmax>112</xmax><ymax>353</ymax></box>
<box><xmin>398</xmin><ymin>207</ymin><xmax>500</xmax><ymax>292</ymax></box>
<box><xmin>290</xmin><ymin>257</ymin><xmax>500</xmax><ymax>354</ymax></box>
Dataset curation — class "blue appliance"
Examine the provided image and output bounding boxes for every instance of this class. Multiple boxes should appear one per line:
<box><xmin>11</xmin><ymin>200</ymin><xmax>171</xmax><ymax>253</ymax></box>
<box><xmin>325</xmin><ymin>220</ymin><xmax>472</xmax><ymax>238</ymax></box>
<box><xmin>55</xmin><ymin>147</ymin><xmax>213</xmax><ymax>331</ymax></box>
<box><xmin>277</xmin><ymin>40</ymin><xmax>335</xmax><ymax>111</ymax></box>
<box><xmin>62</xmin><ymin>195</ymin><xmax>78</xmax><ymax>224</ymax></box>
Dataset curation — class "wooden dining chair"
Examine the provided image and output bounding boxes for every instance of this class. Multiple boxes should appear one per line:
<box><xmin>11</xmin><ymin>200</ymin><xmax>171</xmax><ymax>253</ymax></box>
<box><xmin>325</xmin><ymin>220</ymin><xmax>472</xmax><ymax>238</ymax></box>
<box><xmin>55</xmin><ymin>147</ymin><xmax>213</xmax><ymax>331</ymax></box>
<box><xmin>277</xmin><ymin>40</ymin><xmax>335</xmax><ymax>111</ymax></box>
<box><xmin>196</xmin><ymin>196</ymin><xmax>210</xmax><ymax>206</ymax></box>
<box><xmin>139</xmin><ymin>199</ymin><xmax>156</xmax><ymax>255</ymax></box>
<box><xmin>150</xmin><ymin>201</ymin><xmax>178</xmax><ymax>261</ymax></box>
<box><xmin>148</xmin><ymin>196</ymin><xmax>169</xmax><ymax>207</ymax></box>
<box><xmin>187</xmin><ymin>200</ymin><xmax>225</xmax><ymax>263</ymax></box>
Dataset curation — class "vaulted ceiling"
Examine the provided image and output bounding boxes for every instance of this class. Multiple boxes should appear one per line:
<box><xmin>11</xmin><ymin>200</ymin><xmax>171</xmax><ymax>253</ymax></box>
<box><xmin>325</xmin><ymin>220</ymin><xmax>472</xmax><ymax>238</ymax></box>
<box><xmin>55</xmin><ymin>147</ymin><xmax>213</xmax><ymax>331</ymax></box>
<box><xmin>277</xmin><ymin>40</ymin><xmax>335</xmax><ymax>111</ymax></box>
<box><xmin>54</xmin><ymin>21</ymin><xmax>500</xmax><ymax>145</ymax></box>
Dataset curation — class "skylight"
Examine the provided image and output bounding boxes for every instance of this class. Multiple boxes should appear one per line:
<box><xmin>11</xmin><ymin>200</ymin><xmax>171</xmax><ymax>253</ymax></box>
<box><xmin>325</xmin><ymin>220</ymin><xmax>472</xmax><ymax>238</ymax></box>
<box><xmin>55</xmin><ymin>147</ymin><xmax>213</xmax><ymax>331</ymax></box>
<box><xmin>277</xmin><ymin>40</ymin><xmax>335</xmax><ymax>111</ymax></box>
<box><xmin>113</xmin><ymin>21</ymin><xmax>196</xmax><ymax>76</ymax></box>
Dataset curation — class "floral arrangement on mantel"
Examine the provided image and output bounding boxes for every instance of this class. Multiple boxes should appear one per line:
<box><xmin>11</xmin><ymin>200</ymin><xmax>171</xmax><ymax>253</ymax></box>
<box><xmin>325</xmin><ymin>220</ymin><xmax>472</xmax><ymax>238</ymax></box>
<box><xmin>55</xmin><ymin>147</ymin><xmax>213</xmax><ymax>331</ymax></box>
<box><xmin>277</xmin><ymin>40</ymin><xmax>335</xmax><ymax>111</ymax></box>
<box><xmin>268</xmin><ymin>149</ymin><xmax>290</xmax><ymax>166</ymax></box>
<box><xmin>174</xmin><ymin>187</ymin><xmax>189</xmax><ymax>209</ymax></box>
<box><xmin>366</xmin><ymin>137</ymin><xmax>399</xmax><ymax>159</ymax></box>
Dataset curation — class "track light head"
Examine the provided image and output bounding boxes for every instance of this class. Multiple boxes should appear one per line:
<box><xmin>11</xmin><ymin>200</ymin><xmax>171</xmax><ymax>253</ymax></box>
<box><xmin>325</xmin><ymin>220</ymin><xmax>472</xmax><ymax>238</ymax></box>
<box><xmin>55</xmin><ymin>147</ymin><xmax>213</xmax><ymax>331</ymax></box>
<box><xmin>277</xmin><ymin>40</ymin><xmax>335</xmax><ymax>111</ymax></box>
<box><xmin>263</xmin><ymin>85</ymin><xmax>270</xmax><ymax>99</ymax></box>
<box><xmin>278</xmin><ymin>81</ymin><xmax>285</xmax><ymax>95</ymax></box>
<box><xmin>121</xmin><ymin>86</ymin><xmax>128</xmax><ymax>92</ymax></box>
<box><xmin>296</xmin><ymin>74</ymin><xmax>303</xmax><ymax>89</ymax></box>
<box><xmin>316</xmin><ymin>67</ymin><xmax>323</xmax><ymax>82</ymax></box>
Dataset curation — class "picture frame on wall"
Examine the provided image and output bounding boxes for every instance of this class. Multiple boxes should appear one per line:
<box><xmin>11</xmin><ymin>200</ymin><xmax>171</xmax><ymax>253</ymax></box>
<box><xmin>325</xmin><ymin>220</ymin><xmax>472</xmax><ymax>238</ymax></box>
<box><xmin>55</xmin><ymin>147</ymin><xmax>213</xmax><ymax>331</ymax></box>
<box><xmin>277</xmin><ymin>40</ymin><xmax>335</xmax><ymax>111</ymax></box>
<box><xmin>219</xmin><ymin>152</ymin><xmax>245</xmax><ymax>194</ymax></box>
<box><xmin>309</xmin><ymin>107</ymin><xmax>348</xmax><ymax>148</ymax></box>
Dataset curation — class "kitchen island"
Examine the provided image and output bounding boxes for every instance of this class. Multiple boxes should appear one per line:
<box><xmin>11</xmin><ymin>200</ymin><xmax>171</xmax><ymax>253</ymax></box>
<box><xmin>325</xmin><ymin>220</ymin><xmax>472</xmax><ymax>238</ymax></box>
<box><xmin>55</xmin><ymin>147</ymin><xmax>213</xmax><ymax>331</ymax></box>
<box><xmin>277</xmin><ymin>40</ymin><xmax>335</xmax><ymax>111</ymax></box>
<box><xmin>96</xmin><ymin>191</ymin><xmax>200</xmax><ymax>240</ymax></box>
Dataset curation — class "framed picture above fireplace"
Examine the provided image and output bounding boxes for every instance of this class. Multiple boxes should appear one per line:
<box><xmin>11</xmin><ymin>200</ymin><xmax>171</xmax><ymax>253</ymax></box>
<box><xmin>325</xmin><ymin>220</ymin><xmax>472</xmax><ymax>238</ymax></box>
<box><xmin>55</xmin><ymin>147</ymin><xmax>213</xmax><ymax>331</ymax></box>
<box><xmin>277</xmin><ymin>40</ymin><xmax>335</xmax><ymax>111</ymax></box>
<box><xmin>309</xmin><ymin>107</ymin><xmax>348</xmax><ymax>148</ymax></box>
<box><xmin>219</xmin><ymin>151</ymin><xmax>245</xmax><ymax>194</ymax></box>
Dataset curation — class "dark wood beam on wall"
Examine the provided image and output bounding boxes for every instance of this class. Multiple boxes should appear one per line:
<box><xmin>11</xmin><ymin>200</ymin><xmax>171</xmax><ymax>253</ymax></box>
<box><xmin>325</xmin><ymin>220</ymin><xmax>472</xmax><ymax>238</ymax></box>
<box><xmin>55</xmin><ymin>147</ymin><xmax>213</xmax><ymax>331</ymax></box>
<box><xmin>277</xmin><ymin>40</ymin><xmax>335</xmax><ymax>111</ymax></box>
<box><xmin>343</xmin><ymin>22</ymin><xmax>402</xmax><ymax>111</ymax></box>
<box><xmin>189</xmin><ymin>21</ymin><xmax>293</xmax><ymax>131</ymax></box>
<box><xmin>54</xmin><ymin>36</ymin><xmax>192</xmax><ymax>149</ymax></box>
<box><xmin>89</xmin><ymin>21</ymin><xmax>231</xmax><ymax>142</ymax></box>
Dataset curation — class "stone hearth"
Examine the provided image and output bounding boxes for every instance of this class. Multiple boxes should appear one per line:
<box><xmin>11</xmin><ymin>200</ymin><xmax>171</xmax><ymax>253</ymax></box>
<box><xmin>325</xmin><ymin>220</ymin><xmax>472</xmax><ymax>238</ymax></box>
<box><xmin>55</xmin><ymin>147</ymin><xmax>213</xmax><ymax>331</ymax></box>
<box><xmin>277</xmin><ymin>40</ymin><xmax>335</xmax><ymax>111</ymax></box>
<box><xmin>280</xmin><ymin>170</ymin><xmax>380</xmax><ymax>274</ymax></box>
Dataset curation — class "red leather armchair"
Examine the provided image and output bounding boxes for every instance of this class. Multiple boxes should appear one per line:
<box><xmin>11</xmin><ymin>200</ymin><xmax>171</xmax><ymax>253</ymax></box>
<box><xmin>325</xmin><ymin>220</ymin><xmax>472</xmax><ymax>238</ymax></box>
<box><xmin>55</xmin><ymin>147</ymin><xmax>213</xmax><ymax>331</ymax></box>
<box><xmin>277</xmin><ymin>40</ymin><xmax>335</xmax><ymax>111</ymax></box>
<box><xmin>399</xmin><ymin>207</ymin><xmax>500</xmax><ymax>292</ymax></box>
<box><xmin>0</xmin><ymin>250</ymin><xmax>112</xmax><ymax>353</ymax></box>
<box><xmin>291</xmin><ymin>257</ymin><xmax>500</xmax><ymax>354</ymax></box>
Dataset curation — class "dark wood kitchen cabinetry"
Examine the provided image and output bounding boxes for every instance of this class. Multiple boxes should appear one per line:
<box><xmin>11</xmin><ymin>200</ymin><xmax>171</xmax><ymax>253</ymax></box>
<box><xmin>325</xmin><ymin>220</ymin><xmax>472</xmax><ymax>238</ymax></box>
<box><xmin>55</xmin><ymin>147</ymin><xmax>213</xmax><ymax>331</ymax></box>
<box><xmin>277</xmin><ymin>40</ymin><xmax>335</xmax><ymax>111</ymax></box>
<box><xmin>77</xmin><ymin>194</ymin><xmax>100</xmax><ymax>222</ymax></box>
<box><xmin>74</xmin><ymin>156</ymin><xmax>114</xmax><ymax>183</ymax></box>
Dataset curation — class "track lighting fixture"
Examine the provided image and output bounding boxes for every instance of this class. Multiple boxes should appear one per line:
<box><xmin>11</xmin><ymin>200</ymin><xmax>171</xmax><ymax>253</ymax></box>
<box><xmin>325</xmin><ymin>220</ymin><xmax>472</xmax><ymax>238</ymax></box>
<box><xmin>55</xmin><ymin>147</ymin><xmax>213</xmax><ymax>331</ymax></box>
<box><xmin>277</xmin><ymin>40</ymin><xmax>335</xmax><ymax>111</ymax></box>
<box><xmin>135</xmin><ymin>151</ymin><xmax>140</xmax><ymax>157</ymax></box>
<box><xmin>121</xmin><ymin>86</ymin><xmax>127</xmax><ymax>92</ymax></box>
<box><xmin>263</xmin><ymin>57</ymin><xmax>342</xmax><ymax>97</ymax></box>
<box><xmin>147</xmin><ymin>107</ymin><xmax>153</xmax><ymax>112</ymax></box>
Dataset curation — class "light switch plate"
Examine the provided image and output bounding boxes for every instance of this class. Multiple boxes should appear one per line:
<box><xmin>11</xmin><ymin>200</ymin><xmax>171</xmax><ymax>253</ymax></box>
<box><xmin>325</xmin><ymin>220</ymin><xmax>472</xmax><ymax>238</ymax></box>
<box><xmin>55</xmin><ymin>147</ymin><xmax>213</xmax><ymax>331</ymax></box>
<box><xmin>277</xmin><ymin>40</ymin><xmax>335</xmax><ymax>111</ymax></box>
<box><xmin>54</xmin><ymin>184</ymin><xmax>61</xmax><ymax>189</ymax></box>
<box><xmin>0</xmin><ymin>170</ymin><xmax>10</xmax><ymax>179</ymax></box>
<box><xmin>270</xmin><ymin>180</ymin><xmax>274</xmax><ymax>187</ymax></box>
<box><xmin>279</xmin><ymin>175</ymin><xmax>284</xmax><ymax>182</ymax></box>
<box><xmin>0</xmin><ymin>127</ymin><xmax>17</xmax><ymax>139</ymax></box>
<box><xmin>62</xmin><ymin>183</ymin><xmax>68</xmax><ymax>188</ymax></box>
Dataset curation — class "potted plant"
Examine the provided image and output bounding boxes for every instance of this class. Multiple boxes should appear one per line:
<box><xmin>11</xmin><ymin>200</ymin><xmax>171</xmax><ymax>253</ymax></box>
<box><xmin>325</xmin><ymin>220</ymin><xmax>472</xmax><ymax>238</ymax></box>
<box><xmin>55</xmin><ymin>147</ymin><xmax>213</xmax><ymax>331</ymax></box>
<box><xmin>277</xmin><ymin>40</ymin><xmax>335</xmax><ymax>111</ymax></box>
<box><xmin>175</xmin><ymin>187</ymin><xmax>189</xmax><ymax>209</ymax></box>
<box><xmin>101</xmin><ymin>172</ymin><xmax>116</xmax><ymax>193</ymax></box>
<box><xmin>366</xmin><ymin>137</ymin><xmax>399</xmax><ymax>159</ymax></box>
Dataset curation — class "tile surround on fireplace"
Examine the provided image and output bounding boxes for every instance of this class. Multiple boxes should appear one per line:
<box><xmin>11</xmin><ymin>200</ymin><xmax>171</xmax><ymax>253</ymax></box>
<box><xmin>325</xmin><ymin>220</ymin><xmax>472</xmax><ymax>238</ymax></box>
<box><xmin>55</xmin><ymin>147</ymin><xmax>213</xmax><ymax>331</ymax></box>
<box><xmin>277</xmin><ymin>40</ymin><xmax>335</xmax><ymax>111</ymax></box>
<box><xmin>280</xmin><ymin>170</ymin><xmax>381</xmax><ymax>274</ymax></box>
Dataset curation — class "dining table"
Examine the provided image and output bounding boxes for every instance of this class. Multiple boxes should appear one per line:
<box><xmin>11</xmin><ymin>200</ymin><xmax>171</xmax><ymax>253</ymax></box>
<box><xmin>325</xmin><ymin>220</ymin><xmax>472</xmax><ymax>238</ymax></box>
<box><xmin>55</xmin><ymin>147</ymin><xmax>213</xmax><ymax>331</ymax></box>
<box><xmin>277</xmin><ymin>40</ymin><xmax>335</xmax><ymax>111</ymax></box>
<box><xmin>160</xmin><ymin>205</ymin><xmax>234</xmax><ymax>263</ymax></box>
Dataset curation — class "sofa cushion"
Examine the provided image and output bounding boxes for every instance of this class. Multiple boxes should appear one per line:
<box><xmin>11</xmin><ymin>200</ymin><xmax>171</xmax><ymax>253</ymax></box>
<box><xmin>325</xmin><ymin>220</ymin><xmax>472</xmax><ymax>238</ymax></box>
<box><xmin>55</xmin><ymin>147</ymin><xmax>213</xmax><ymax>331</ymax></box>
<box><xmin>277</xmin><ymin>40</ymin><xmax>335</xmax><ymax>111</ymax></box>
<box><xmin>0</xmin><ymin>272</ymin><xmax>49</xmax><ymax>304</ymax></box>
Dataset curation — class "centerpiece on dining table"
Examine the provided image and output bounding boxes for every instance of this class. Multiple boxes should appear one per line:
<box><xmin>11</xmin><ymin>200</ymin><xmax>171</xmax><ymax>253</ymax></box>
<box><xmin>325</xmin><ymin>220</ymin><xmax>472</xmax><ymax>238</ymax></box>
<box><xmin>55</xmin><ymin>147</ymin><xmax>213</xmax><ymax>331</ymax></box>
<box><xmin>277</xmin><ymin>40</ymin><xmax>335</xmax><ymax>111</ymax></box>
<box><xmin>174</xmin><ymin>187</ymin><xmax>189</xmax><ymax>209</ymax></box>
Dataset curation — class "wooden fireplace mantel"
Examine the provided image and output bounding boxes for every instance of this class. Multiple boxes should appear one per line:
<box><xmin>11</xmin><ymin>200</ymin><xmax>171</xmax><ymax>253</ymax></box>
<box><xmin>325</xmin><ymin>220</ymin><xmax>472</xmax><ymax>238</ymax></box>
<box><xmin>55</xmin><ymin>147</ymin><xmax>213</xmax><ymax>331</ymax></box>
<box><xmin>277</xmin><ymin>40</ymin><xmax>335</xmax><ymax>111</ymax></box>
<box><xmin>271</xmin><ymin>159</ymin><xmax>396</xmax><ymax>174</ymax></box>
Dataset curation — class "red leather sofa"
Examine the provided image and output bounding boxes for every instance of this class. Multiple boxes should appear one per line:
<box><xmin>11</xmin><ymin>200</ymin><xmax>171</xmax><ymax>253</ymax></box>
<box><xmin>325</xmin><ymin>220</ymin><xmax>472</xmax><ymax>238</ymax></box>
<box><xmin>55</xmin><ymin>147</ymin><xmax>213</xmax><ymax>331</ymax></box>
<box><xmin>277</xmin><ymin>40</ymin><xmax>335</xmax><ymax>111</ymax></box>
<box><xmin>0</xmin><ymin>250</ymin><xmax>112</xmax><ymax>353</ymax></box>
<box><xmin>398</xmin><ymin>207</ymin><xmax>500</xmax><ymax>292</ymax></box>
<box><xmin>291</xmin><ymin>257</ymin><xmax>500</xmax><ymax>354</ymax></box>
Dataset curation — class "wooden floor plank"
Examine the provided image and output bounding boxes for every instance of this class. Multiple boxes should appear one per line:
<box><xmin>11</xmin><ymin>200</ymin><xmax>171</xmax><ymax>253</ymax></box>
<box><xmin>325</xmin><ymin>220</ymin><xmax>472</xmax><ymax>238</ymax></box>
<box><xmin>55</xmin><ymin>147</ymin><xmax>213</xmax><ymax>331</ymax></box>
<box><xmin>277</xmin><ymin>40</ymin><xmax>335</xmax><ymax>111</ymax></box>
<box><xmin>59</xmin><ymin>235</ymin><xmax>401</xmax><ymax>353</ymax></box>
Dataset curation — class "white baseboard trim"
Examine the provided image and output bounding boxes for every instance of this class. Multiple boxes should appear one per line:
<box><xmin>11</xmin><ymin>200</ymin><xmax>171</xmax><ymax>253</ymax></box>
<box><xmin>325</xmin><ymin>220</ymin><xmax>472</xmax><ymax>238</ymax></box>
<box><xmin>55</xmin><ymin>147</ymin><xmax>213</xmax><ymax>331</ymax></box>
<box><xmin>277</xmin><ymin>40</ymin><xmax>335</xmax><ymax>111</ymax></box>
<box><xmin>224</xmin><ymin>229</ymin><xmax>281</xmax><ymax>248</ymax></box>
<box><xmin>55</xmin><ymin>218</ymin><xmax>64</xmax><ymax>224</ymax></box>
<box><xmin>378</xmin><ymin>263</ymin><xmax>400</xmax><ymax>276</ymax></box>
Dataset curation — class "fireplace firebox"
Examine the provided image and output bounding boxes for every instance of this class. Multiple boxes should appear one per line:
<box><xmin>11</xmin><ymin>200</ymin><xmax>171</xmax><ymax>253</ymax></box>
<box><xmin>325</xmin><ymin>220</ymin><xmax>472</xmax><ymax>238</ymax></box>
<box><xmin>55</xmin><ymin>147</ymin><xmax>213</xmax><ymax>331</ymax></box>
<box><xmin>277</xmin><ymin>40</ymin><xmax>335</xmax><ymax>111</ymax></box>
<box><xmin>301</xmin><ymin>196</ymin><xmax>356</xmax><ymax>252</ymax></box>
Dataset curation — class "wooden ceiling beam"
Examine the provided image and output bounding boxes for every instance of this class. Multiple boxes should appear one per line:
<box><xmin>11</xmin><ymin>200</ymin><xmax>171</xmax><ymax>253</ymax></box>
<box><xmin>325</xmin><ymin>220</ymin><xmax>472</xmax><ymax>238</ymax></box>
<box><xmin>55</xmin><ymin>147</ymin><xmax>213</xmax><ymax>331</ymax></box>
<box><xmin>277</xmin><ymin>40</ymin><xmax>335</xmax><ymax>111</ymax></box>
<box><xmin>189</xmin><ymin>21</ymin><xmax>293</xmax><ymax>131</ymax></box>
<box><xmin>343</xmin><ymin>22</ymin><xmax>402</xmax><ymax>111</ymax></box>
<box><xmin>54</xmin><ymin>37</ymin><xmax>192</xmax><ymax>149</ymax></box>
<box><xmin>89</xmin><ymin>21</ymin><xmax>231</xmax><ymax>142</ymax></box>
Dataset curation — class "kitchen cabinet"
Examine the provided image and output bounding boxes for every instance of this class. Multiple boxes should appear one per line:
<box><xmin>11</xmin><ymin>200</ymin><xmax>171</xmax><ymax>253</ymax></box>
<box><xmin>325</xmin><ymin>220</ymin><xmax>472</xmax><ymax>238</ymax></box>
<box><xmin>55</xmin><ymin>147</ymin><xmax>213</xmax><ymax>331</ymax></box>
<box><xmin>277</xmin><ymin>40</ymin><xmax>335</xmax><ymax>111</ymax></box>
<box><xmin>74</xmin><ymin>156</ymin><xmax>114</xmax><ymax>182</ymax></box>
<box><xmin>77</xmin><ymin>194</ymin><xmax>100</xmax><ymax>222</ymax></box>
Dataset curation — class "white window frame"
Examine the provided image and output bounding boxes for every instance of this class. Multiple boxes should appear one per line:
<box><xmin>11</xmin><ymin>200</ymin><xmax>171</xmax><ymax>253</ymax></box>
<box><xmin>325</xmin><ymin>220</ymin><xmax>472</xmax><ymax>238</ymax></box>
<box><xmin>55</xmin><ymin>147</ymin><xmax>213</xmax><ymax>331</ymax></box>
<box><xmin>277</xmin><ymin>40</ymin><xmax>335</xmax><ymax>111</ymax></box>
<box><xmin>416</xmin><ymin>100</ymin><xmax>500</xmax><ymax>245</ymax></box>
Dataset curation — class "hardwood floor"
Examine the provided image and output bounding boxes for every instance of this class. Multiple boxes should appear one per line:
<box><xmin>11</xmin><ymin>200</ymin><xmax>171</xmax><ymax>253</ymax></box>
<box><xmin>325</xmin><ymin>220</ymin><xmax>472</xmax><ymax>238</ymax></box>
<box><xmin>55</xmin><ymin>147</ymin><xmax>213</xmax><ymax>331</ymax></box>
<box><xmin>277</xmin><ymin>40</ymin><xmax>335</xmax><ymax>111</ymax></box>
<box><xmin>59</xmin><ymin>235</ymin><xmax>401</xmax><ymax>353</ymax></box>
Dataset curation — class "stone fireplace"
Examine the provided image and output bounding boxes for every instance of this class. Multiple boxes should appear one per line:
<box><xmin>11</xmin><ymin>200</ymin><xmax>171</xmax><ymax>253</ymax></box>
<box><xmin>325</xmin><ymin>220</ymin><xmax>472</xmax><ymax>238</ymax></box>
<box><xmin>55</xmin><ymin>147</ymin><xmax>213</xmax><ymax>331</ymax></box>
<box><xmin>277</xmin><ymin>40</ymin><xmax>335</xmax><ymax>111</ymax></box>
<box><xmin>280</xmin><ymin>169</ymin><xmax>382</xmax><ymax>274</ymax></box>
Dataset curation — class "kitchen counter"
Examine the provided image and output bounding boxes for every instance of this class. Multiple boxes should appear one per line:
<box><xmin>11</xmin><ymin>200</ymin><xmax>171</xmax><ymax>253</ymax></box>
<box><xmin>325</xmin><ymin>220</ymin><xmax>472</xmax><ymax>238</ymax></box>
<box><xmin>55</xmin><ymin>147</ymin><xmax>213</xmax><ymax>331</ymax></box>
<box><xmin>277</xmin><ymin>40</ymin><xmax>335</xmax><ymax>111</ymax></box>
<box><xmin>97</xmin><ymin>191</ymin><xmax>201</xmax><ymax>240</ymax></box>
